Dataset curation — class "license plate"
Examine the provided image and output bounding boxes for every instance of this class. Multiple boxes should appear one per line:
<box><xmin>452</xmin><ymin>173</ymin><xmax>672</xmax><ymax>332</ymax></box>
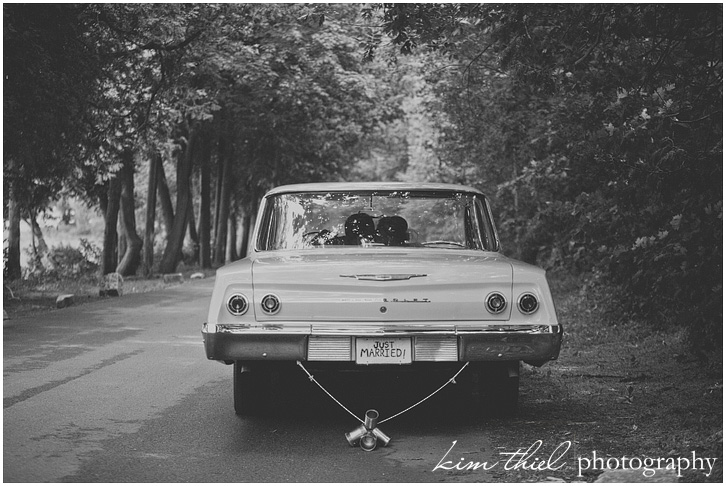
<box><xmin>355</xmin><ymin>337</ymin><xmax>412</xmax><ymax>365</ymax></box>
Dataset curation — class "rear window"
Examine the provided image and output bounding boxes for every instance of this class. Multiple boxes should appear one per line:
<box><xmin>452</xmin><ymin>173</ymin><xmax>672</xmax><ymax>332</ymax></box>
<box><xmin>257</xmin><ymin>190</ymin><xmax>499</xmax><ymax>251</ymax></box>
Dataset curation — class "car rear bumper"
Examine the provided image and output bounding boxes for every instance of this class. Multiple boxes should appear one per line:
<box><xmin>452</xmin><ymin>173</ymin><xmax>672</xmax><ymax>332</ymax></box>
<box><xmin>202</xmin><ymin>322</ymin><xmax>562</xmax><ymax>366</ymax></box>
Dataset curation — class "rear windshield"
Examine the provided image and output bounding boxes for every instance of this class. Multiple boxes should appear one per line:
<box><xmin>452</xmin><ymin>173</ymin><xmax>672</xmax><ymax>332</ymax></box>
<box><xmin>256</xmin><ymin>190</ymin><xmax>499</xmax><ymax>251</ymax></box>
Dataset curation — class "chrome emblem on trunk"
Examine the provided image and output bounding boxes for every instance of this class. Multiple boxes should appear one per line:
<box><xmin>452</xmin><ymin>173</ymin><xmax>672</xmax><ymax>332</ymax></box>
<box><xmin>340</xmin><ymin>274</ymin><xmax>427</xmax><ymax>281</ymax></box>
<box><xmin>382</xmin><ymin>297</ymin><xmax>430</xmax><ymax>303</ymax></box>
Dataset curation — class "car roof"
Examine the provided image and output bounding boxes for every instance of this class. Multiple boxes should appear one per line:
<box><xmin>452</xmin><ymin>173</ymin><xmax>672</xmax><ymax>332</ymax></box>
<box><xmin>264</xmin><ymin>182</ymin><xmax>486</xmax><ymax>197</ymax></box>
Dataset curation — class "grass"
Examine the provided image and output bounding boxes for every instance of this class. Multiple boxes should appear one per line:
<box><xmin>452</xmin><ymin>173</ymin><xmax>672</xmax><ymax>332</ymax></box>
<box><xmin>485</xmin><ymin>270</ymin><xmax>723</xmax><ymax>482</ymax></box>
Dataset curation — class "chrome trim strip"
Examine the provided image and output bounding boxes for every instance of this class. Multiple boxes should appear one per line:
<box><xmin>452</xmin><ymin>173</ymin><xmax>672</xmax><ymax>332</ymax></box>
<box><xmin>216</xmin><ymin>323</ymin><xmax>312</xmax><ymax>334</ymax></box>
<box><xmin>215</xmin><ymin>323</ymin><xmax>560</xmax><ymax>335</ymax></box>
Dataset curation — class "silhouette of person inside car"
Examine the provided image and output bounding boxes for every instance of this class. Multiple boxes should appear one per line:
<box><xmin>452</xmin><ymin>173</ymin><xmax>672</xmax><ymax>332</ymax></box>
<box><xmin>344</xmin><ymin>213</ymin><xmax>376</xmax><ymax>245</ymax></box>
<box><xmin>376</xmin><ymin>216</ymin><xmax>409</xmax><ymax>246</ymax></box>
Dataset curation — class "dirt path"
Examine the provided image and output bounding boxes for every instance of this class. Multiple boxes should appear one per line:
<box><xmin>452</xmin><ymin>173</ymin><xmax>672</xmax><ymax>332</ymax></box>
<box><xmin>3</xmin><ymin>271</ymin><xmax>211</xmax><ymax>320</ymax></box>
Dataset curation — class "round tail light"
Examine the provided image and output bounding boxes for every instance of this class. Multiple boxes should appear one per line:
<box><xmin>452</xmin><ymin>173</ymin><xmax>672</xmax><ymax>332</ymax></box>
<box><xmin>486</xmin><ymin>292</ymin><xmax>507</xmax><ymax>314</ymax></box>
<box><xmin>227</xmin><ymin>294</ymin><xmax>249</xmax><ymax>316</ymax></box>
<box><xmin>518</xmin><ymin>293</ymin><xmax>539</xmax><ymax>314</ymax></box>
<box><xmin>261</xmin><ymin>294</ymin><xmax>281</xmax><ymax>314</ymax></box>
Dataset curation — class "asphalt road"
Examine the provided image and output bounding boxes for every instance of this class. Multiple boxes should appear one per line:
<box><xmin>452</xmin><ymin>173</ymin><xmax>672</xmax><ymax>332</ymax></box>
<box><xmin>4</xmin><ymin>278</ymin><xmax>503</xmax><ymax>483</ymax></box>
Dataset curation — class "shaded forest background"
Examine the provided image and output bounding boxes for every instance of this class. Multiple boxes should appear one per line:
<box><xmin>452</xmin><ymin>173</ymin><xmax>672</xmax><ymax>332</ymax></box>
<box><xmin>3</xmin><ymin>4</ymin><xmax>722</xmax><ymax>354</ymax></box>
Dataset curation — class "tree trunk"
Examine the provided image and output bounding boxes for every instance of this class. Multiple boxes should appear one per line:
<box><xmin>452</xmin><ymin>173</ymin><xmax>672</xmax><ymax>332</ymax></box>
<box><xmin>226</xmin><ymin>211</ymin><xmax>238</xmax><ymax>262</ymax></box>
<box><xmin>212</xmin><ymin>134</ymin><xmax>227</xmax><ymax>261</ymax></box>
<box><xmin>158</xmin><ymin>128</ymin><xmax>198</xmax><ymax>274</ymax></box>
<box><xmin>198</xmin><ymin>136</ymin><xmax>212</xmax><ymax>268</ymax></box>
<box><xmin>5</xmin><ymin>190</ymin><xmax>22</xmax><ymax>280</ymax></box>
<box><xmin>188</xmin><ymin>197</ymin><xmax>199</xmax><ymax>264</ymax></box>
<box><xmin>213</xmin><ymin>145</ymin><xmax>231</xmax><ymax>266</ymax></box>
<box><xmin>29</xmin><ymin>210</ymin><xmax>49</xmax><ymax>266</ymax></box>
<box><xmin>101</xmin><ymin>175</ymin><xmax>122</xmax><ymax>275</ymax></box>
<box><xmin>116</xmin><ymin>150</ymin><xmax>143</xmax><ymax>276</ymax></box>
<box><xmin>238</xmin><ymin>211</ymin><xmax>252</xmax><ymax>258</ymax></box>
<box><xmin>157</xmin><ymin>161</ymin><xmax>175</xmax><ymax>238</ymax></box>
<box><xmin>142</xmin><ymin>152</ymin><xmax>160</xmax><ymax>277</ymax></box>
<box><xmin>187</xmin><ymin>155</ymin><xmax>200</xmax><ymax>263</ymax></box>
<box><xmin>117</xmin><ymin>220</ymin><xmax>126</xmax><ymax>266</ymax></box>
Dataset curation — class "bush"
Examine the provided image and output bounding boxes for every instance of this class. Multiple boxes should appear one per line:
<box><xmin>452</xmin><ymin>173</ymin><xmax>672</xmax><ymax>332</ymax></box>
<box><xmin>27</xmin><ymin>239</ymin><xmax>102</xmax><ymax>281</ymax></box>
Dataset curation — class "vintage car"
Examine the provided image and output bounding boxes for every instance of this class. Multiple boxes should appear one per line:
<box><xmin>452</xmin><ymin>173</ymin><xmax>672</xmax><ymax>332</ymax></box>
<box><xmin>203</xmin><ymin>182</ymin><xmax>561</xmax><ymax>416</ymax></box>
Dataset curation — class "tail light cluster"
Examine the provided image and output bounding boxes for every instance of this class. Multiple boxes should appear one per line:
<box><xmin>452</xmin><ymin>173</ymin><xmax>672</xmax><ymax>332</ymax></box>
<box><xmin>261</xmin><ymin>294</ymin><xmax>281</xmax><ymax>314</ymax></box>
<box><xmin>517</xmin><ymin>292</ymin><xmax>539</xmax><ymax>314</ymax></box>
<box><xmin>485</xmin><ymin>292</ymin><xmax>507</xmax><ymax>314</ymax></box>
<box><xmin>226</xmin><ymin>294</ymin><xmax>249</xmax><ymax>316</ymax></box>
<box><xmin>227</xmin><ymin>293</ymin><xmax>282</xmax><ymax>316</ymax></box>
<box><xmin>485</xmin><ymin>291</ymin><xmax>540</xmax><ymax>315</ymax></box>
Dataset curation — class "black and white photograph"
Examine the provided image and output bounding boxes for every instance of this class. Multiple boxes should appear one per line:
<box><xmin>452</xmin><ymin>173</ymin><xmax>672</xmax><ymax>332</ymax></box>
<box><xmin>3</xmin><ymin>3</ymin><xmax>722</xmax><ymax>483</ymax></box>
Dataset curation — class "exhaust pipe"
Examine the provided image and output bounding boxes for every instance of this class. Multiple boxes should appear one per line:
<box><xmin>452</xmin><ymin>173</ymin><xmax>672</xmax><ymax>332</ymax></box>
<box><xmin>345</xmin><ymin>410</ymin><xmax>390</xmax><ymax>451</ymax></box>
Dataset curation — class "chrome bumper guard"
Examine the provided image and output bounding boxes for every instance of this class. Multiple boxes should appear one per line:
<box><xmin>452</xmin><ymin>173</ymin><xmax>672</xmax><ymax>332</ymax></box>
<box><xmin>202</xmin><ymin>322</ymin><xmax>562</xmax><ymax>365</ymax></box>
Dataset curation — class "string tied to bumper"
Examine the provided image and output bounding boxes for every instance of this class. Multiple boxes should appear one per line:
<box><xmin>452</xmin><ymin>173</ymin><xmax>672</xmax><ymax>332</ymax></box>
<box><xmin>295</xmin><ymin>360</ymin><xmax>470</xmax><ymax>449</ymax></box>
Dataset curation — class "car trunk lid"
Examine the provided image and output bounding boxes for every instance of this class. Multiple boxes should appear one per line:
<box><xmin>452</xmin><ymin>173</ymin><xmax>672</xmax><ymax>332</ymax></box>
<box><xmin>251</xmin><ymin>250</ymin><xmax>513</xmax><ymax>322</ymax></box>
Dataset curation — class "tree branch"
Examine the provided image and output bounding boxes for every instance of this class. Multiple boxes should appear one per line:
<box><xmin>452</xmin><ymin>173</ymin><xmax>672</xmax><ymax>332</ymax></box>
<box><xmin>573</xmin><ymin>12</ymin><xmax>605</xmax><ymax>67</ymax></box>
<box><xmin>139</xmin><ymin>29</ymin><xmax>204</xmax><ymax>52</ymax></box>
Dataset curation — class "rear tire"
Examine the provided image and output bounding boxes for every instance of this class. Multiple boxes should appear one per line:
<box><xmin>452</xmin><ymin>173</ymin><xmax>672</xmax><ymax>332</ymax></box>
<box><xmin>233</xmin><ymin>362</ymin><xmax>269</xmax><ymax>416</ymax></box>
<box><xmin>478</xmin><ymin>361</ymin><xmax>520</xmax><ymax>417</ymax></box>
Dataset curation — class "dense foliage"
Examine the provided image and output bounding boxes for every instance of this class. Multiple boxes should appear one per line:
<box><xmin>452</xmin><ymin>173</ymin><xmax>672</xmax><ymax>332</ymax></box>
<box><xmin>4</xmin><ymin>4</ymin><xmax>388</xmax><ymax>275</ymax></box>
<box><xmin>4</xmin><ymin>4</ymin><xmax>721</xmax><ymax>353</ymax></box>
<box><xmin>4</xmin><ymin>5</ymin><xmax>102</xmax><ymax>278</ymax></box>
<box><xmin>368</xmin><ymin>4</ymin><xmax>722</xmax><ymax>350</ymax></box>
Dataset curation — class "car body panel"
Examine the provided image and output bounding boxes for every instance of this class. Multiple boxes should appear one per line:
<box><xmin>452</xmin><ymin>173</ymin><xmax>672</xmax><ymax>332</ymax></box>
<box><xmin>203</xmin><ymin>182</ymin><xmax>561</xmax><ymax>367</ymax></box>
